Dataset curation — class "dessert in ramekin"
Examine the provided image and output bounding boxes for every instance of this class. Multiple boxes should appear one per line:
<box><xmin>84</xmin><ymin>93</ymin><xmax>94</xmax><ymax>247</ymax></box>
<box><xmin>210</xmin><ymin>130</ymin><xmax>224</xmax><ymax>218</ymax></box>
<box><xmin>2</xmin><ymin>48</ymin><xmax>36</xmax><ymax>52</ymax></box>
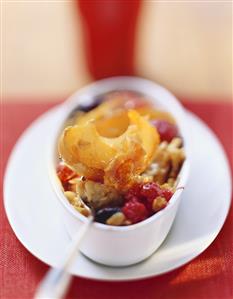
<box><xmin>49</xmin><ymin>77</ymin><xmax>189</xmax><ymax>266</ymax></box>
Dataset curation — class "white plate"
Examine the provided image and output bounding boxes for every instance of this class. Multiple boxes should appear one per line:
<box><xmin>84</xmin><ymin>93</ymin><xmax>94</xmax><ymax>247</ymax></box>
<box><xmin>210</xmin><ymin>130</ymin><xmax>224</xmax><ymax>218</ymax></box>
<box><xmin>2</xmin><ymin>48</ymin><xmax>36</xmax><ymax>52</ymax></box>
<box><xmin>3</xmin><ymin>106</ymin><xmax>232</xmax><ymax>281</ymax></box>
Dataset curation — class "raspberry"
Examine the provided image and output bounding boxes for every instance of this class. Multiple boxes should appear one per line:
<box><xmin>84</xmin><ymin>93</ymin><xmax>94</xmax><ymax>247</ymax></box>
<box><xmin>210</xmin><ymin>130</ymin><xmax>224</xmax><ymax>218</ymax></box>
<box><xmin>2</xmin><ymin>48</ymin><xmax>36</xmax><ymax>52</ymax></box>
<box><xmin>151</xmin><ymin>120</ymin><xmax>179</xmax><ymax>142</ymax></box>
<box><xmin>124</xmin><ymin>183</ymin><xmax>172</xmax><ymax>220</ymax></box>
<box><xmin>128</xmin><ymin>183</ymin><xmax>143</xmax><ymax>197</ymax></box>
<box><xmin>62</xmin><ymin>181</ymin><xmax>71</xmax><ymax>191</ymax></box>
<box><xmin>161</xmin><ymin>189</ymin><xmax>173</xmax><ymax>201</ymax></box>
<box><xmin>140</xmin><ymin>182</ymin><xmax>162</xmax><ymax>200</ymax></box>
<box><xmin>124</xmin><ymin>192</ymin><xmax>139</xmax><ymax>203</ymax></box>
<box><xmin>122</xmin><ymin>201</ymin><xmax>148</xmax><ymax>224</ymax></box>
<box><xmin>56</xmin><ymin>163</ymin><xmax>76</xmax><ymax>182</ymax></box>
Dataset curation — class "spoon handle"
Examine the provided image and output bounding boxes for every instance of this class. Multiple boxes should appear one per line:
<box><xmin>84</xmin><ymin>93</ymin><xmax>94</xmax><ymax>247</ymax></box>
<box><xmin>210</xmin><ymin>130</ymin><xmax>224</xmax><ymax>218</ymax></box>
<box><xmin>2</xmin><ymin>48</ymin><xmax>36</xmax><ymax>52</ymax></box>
<box><xmin>34</xmin><ymin>216</ymin><xmax>93</xmax><ymax>299</ymax></box>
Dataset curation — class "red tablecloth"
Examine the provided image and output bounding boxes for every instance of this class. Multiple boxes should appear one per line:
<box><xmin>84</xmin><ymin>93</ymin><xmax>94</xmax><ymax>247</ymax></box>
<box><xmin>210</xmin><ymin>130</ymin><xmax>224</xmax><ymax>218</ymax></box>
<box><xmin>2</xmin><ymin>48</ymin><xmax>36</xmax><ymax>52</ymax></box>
<box><xmin>1</xmin><ymin>101</ymin><xmax>232</xmax><ymax>299</ymax></box>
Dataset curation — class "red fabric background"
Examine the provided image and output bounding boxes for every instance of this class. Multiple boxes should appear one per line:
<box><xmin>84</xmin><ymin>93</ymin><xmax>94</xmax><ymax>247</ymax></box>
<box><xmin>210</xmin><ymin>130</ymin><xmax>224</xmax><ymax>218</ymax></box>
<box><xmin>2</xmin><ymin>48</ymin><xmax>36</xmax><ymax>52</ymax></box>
<box><xmin>0</xmin><ymin>100</ymin><xmax>232</xmax><ymax>299</ymax></box>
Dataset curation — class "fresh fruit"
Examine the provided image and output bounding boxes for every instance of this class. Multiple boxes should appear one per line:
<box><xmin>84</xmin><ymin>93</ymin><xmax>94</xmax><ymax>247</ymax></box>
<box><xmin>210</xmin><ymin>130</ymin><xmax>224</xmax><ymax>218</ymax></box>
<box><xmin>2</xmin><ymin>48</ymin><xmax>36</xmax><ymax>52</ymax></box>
<box><xmin>161</xmin><ymin>189</ymin><xmax>173</xmax><ymax>201</ymax></box>
<box><xmin>140</xmin><ymin>182</ymin><xmax>162</xmax><ymax>200</ymax></box>
<box><xmin>125</xmin><ymin>182</ymin><xmax>173</xmax><ymax>215</ymax></box>
<box><xmin>56</xmin><ymin>163</ymin><xmax>76</xmax><ymax>182</ymax></box>
<box><xmin>124</xmin><ymin>191</ymin><xmax>140</xmax><ymax>202</ymax></box>
<box><xmin>122</xmin><ymin>200</ymin><xmax>148</xmax><ymax>224</ymax></box>
<box><xmin>95</xmin><ymin>207</ymin><xmax>121</xmax><ymax>224</ymax></box>
<box><xmin>151</xmin><ymin>120</ymin><xmax>179</xmax><ymax>142</ymax></box>
<box><xmin>61</xmin><ymin>181</ymin><xmax>71</xmax><ymax>192</ymax></box>
<box><xmin>126</xmin><ymin>183</ymin><xmax>143</xmax><ymax>197</ymax></box>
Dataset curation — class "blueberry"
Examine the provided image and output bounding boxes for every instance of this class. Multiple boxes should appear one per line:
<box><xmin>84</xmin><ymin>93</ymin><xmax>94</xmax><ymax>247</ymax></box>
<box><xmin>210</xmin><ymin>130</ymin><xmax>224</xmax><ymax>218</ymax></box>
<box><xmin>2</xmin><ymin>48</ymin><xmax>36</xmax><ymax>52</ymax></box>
<box><xmin>95</xmin><ymin>207</ymin><xmax>121</xmax><ymax>224</ymax></box>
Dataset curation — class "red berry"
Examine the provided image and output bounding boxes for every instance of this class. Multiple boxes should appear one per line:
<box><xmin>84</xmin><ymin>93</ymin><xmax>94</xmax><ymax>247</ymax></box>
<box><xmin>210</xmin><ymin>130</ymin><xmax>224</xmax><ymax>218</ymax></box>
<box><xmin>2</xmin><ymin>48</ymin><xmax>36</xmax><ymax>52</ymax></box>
<box><xmin>151</xmin><ymin>120</ymin><xmax>179</xmax><ymax>142</ymax></box>
<box><xmin>140</xmin><ymin>182</ymin><xmax>162</xmax><ymax>200</ymax></box>
<box><xmin>161</xmin><ymin>189</ymin><xmax>173</xmax><ymax>201</ymax></box>
<box><xmin>124</xmin><ymin>192</ymin><xmax>139</xmax><ymax>203</ymax></box>
<box><xmin>56</xmin><ymin>163</ymin><xmax>76</xmax><ymax>182</ymax></box>
<box><xmin>122</xmin><ymin>201</ymin><xmax>148</xmax><ymax>223</ymax></box>
<box><xmin>128</xmin><ymin>183</ymin><xmax>143</xmax><ymax>197</ymax></box>
<box><xmin>125</xmin><ymin>183</ymin><xmax>171</xmax><ymax>219</ymax></box>
<box><xmin>62</xmin><ymin>181</ymin><xmax>71</xmax><ymax>191</ymax></box>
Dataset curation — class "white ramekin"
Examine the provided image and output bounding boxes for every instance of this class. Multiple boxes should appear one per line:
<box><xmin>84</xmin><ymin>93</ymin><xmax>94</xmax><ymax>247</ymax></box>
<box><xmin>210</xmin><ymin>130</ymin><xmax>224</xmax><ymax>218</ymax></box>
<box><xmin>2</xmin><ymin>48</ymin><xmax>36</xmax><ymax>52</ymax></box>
<box><xmin>48</xmin><ymin>77</ymin><xmax>190</xmax><ymax>266</ymax></box>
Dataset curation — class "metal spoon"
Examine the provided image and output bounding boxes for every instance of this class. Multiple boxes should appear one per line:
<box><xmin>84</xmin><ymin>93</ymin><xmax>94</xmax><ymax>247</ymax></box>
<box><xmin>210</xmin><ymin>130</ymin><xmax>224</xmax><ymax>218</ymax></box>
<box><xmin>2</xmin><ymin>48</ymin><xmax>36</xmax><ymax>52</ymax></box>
<box><xmin>34</xmin><ymin>199</ymin><xmax>94</xmax><ymax>299</ymax></box>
